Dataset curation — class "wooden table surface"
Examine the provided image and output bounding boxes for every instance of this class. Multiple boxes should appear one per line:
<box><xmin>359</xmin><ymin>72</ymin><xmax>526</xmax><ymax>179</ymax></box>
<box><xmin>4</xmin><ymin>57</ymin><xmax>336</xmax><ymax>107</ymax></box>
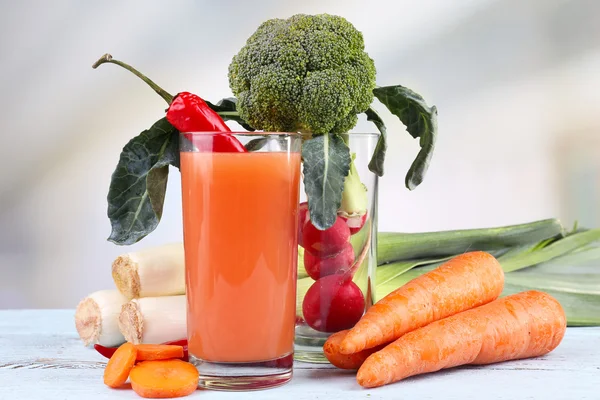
<box><xmin>0</xmin><ymin>310</ymin><xmax>599</xmax><ymax>399</ymax></box>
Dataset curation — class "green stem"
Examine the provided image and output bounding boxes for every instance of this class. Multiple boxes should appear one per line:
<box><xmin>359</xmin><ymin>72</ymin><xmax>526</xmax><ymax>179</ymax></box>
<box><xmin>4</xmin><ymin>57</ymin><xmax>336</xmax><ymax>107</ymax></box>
<box><xmin>92</xmin><ymin>53</ymin><xmax>174</xmax><ymax>104</ymax></box>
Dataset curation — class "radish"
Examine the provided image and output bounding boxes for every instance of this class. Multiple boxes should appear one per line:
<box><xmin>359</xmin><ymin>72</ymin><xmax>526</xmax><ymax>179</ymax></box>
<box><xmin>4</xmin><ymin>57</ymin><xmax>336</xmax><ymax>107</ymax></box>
<box><xmin>302</xmin><ymin>275</ymin><xmax>365</xmax><ymax>332</ymax></box>
<box><xmin>304</xmin><ymin>243</ymin><xmax>355</xmax><ymax>280</ymax></box>
<box><xmin>339</xmin><ymin>212</ymin><xmax>367</xmax><ymax>235</ymax></box>
<box><xmin>297</xmin><ymin>202</ymin><xmax>309</xmax><ymax>248</ymax></box>
<box><xmin>302</xmin><ymin>216</ymin><xmax>351</xmax><ymax>256</ymax></box>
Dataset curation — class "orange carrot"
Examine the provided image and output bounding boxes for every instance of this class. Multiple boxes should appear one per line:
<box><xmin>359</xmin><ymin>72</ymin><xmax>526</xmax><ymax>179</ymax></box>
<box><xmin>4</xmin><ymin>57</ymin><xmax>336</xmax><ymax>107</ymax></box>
<box><xmin>130</xmin><ymin>359</ymin><xmax>199</xmax><ymax>398</ymax></box>
<box><xmin>357</xmin><ymin>290</ymin><xmax>566</xmax><ymax>388</ymax></box>
<box><xmin>135</xmin><ymin>344</ymin><xmax>185</xmax><ymax>361</ymax></box>
<box><xmin>324</xmin><ymin>330</ymin><xmax>386</xmax><ymax>370</ymax></box>
<box><xmin>340</xmin><ymin>251</ymin><xmax>504</xmax><ymax>354</ymax></box>
<box><xmin>103</xmin><ymin>342</ymin><xmax>137</xmax><ymax>388</ymax></box>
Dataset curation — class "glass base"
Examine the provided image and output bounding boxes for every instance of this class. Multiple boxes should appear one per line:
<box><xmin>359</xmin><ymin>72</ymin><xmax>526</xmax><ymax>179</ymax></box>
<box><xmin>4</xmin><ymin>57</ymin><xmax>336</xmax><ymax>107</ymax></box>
<box><xmin>190</xmin><ymin>353</ymin><xmax>293</xmax><ymax>391</ymax></box>
<box><xmin>293</xmin><ymin>324</ymin><xmax>330</xmax><ymax>363</ymax></box>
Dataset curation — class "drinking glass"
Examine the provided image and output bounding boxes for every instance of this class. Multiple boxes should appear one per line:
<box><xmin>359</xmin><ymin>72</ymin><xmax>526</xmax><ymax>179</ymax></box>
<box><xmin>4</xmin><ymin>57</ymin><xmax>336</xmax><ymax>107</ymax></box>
<box><xmin>180</xmin><ymin>132</ymin><xmax>302</xmax><ymax>390</ymax></box>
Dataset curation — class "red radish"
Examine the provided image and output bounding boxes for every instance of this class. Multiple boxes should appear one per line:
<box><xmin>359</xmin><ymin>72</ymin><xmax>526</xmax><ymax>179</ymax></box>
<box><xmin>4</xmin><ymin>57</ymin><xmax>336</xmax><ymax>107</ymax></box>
<box><xmin>302</xmin><ymin>275</ymin><xmax>365</xmax><ymax>332</ymax></box>
<box><xmin>297</xmin><ymin>202</ymin><xmax>309</xmax><ymax>247</ymax></box>
<box><xmin>304</xmin><ymin>243</ymin><xmax>355</xmax><ymax>280</ymax></box>
<box><xmin>303</xmin><ymin>216</ymin><xmax>351</xmax><ymax>257</ymax></box>
<box><xmin>340</xmin><ymin>212</ymin><xmax>367</xmax><ymax>235</ymax></box>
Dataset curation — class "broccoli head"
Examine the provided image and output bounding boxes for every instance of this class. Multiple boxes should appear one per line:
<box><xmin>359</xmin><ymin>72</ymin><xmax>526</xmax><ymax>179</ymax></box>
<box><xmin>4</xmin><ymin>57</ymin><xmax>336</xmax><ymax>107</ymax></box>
<box><xmin>228</xmin><ymin>14</ymin><xmax>376</xmax><ymax>134</ymax></box>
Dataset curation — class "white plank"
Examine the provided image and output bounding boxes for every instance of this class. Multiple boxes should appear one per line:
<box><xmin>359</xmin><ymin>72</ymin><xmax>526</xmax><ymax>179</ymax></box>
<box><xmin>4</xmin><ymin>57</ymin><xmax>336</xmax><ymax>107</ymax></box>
<box><xmin>0</xmin><ymin>310</ymin><xmax>599</xmax><ymax>400</ymax></box>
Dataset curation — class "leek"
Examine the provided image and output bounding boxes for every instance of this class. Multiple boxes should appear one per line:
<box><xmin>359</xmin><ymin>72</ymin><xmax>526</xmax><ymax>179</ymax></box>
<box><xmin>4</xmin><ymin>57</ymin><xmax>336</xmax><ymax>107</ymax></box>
<box><xmin>377</xmin><ymin>218</ymin><xmax>564</xmax><ymax>264</ymax></box>
<box><xmin>375</xmin><ymin>232</ymin><xmax>600</xmax><ymax>326</ymax></box>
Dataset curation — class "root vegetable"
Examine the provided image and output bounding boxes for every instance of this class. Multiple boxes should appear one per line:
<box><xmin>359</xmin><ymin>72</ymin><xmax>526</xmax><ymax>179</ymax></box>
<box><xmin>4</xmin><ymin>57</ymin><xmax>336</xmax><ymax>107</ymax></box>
<box><xmin>340</xmin><ymin>251</ymin><xmax>504</xmax><ymax>355</ymax></box>
<box><xmin>357</xmin><ymin>290</ymin><xmax>566</xmax><ymax>388</ymax></box>
<box><xmin>103</xmin><ymin>342</ymin><xmax>137</xmax><ymax>388</ymax></box>
<box><xmin>298</xmin><ymin>202</ymin><xmax>309</xmax><ymax>247</ymax></box>
<box><xmin>323</xmin><ymin>330</ymin><xmax>385</xmax><ymax>370</ymax></box>
<box><xmin>304</xmin><ymin>242</ymin><xmax>355</xmax><ymax>280</ymax></box>
<box><xmin>135</xmin><ymin>344</ymin><xmax>185</xmax><ymax>361</ymax></box>
<box><xmin>340</xmin><ymin>212</ymin><xmax>367</xmax><ymax>235</ymax></box>
<box><xmin>303</xmin><ymin>216</ymin><xmax>351</xmax><ymax>256</ymax></box>
<box><xmin>130</xmin><ymin>359</ymin><xmax>199</xmax><ymax>398</ymax></box>
<box><xmin>112</xmin><ymin>243</ymin><xmax>185</xmax><ymax>299</ymax></box>
<box><xmin>75</xmin><ymin>290</ymin><xmax>127</xmax><ymax>347</ymax></box>
<box><xmin>302</xmin><ymin>275</ymin><xmax>365</xmax><ymax>332</ymax></box>
<box><xmin>119</xmin><ymin>296</ymin><xmax>186</xmax><ymax>345</ymax></box>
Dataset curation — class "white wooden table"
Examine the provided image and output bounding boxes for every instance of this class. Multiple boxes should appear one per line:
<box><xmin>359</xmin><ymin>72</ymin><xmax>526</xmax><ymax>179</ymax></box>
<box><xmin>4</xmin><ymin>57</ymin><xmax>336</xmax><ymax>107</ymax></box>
<box><xmin>0</xmin><ymin>310</ymin><xmax>598</xmax><ymax>399</ymax></box>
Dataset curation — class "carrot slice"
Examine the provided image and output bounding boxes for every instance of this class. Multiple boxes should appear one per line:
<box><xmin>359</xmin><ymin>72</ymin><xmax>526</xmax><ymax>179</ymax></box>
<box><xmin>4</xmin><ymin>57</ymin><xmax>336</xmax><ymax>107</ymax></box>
<box><xmin>357</xmin><ymin>290</ymin><xmax>566</xmax><ymax>388</ymax></box>
<box><xmin>135</xmin><ymin>344</ymin><xmax>185</xmax><ymax>361</ymax></box>
<box><xmin>103</xmin><ymin>342</ymin><xmax>137</xmax><ymax>388</ymax></box>
<box><xmin>323</xmin><ymin>330</ymin><xmax>386</xmax><ymax>370</ymax></box>
<box><xmin>130</xmin><ymin>359</ymin><xmax>199</xmax><ymax>398</ymax></box>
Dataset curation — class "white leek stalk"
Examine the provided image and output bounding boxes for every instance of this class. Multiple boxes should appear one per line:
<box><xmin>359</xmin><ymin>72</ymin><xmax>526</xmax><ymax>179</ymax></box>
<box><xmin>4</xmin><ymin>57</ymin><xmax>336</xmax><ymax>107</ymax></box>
<box><xmin>118</xmin><ymin>295</ymin><xmax>186</xmax><ymax>344</ymax></box>
<box><xmin>112</xmin><ymin>243</ymin><xmax>185</xmax><ymax>299</ymax></box>
<box><xmin>74</xmin><ymin>290</ymin><xmax>126</xmax><ymax>346</ymax></box>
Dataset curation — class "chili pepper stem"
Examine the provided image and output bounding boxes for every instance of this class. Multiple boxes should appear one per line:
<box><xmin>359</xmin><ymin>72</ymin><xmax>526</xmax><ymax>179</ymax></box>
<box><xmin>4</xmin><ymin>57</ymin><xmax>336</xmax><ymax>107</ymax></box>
<box><xmin>92</xmin><ymin>53</ymin><xmax>174</xmax><ymax>104</ymax></box>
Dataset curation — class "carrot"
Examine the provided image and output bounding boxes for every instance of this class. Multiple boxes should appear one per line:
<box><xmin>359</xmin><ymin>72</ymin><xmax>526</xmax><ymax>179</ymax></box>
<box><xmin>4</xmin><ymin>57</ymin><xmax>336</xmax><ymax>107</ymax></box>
<box><xmin>135</xmin><ymin>344</ymin><xmax>185</xmax><ymax>361</ymax></box>
<box><xmin>357</xmin><ymin>290</ymin><xmax>566</xmax><ymax>388</ymax></box>
<box><xmin>323</xmin><ymin>330</ymin><xmax>387</xmax><ymax>370</ymax></box>
<box><xmin>130</xmin><ymin>359</ymin><xmax>199</xmax><ymax>398</ymax></box>
<box><xmin>103</xmin><ymin>342</ymin><xmax>137</xmax><ymax>388</ymax></box>
<box><xmin>340</xmin><ymin>251</ymin><xmax>504</xmax><ymax>354</ymax></box>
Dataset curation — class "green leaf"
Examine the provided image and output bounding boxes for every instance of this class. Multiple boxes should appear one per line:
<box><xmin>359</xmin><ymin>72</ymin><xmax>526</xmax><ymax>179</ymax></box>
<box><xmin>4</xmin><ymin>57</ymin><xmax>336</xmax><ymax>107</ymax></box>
<box><xmin>244</xmin><ymin>136</ymin><xmax>290</xmax><ymax>152</ymax></box>
<box><xmin>302</xmin><ymin>133</ymin><xmax>351</xmax><ymax>230</ymax></box>
<box><xmin>372</xmin><ymin>85</ymin><xmax>438</xmax><ymax>190</ymax></box>
<box><xmin>365</xmin><ymin>107</ymin><xmax>387</xmax><ymax>177</ymax></box>
<box><xmin>244</xmin><ymin>138</ymin><xmax>269</xmax><ymax>152</ymax></box>
<box><xmin>107</xmin><ymin>118</ymin><xmax>179</xmax><ymax>245</ymax></box>
<box><xmin>206</xmin><ymin>97</ymin><xmax>255</xmax><ymax>131</ymax></box>
<box><xmin>499</xmin><ymin>229</ymin><xmax>600</xmax><ymax>272</ymax></box>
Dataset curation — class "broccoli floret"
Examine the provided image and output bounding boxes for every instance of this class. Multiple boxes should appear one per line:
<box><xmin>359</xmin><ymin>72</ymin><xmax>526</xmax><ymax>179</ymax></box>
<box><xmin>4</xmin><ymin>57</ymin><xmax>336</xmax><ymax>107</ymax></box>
<box><xmin>228</xmin><ymin>14</ymin><xmax>376</xmax><ymax>134</ymax></box>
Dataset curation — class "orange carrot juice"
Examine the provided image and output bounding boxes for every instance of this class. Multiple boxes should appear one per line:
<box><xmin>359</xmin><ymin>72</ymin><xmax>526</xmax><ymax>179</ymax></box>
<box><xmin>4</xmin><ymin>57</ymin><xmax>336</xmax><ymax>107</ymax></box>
<box><xmin>181</xmin><ymin>149</ymin><xmax>301</xmax><ymax>363</ymax></box>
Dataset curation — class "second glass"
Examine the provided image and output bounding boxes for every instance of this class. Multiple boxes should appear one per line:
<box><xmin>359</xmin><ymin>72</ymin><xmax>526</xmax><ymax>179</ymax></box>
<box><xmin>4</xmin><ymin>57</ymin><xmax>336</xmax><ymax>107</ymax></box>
<box><xmin>180</xmin><ymin>132</ymin><xmax>302</xmax><ymax>391</ymax></box>
<box><xmin>294</xmin><ymin>133</ymin><xmax>379</xmax><ymax>362</ymax></box>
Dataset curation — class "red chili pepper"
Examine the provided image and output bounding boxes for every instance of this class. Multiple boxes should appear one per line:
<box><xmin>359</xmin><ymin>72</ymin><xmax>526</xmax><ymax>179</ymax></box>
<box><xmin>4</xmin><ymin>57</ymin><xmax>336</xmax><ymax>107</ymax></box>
<box><xmin>93</xmin><ymin>343</ymin><xmax>118</xmax><ymax>359</ymax></box>
<box><xmin>94</xmin><ymin>339</ymin><xmax>189</xmax><ymax>361</ymax></box>
<box><xmin>92</xmin><ymin>54</ymin><xmax>246</xmax><ymax>153</ymax></box>
<box><xmin>167</xmin><ymin>92</ymin><xmax>230</xmax><ymax>132</ymax></box>
<box><xmin>168</xmin><ymin>92</ymin><xmax>247</xmax><ymax>153</ymax></box>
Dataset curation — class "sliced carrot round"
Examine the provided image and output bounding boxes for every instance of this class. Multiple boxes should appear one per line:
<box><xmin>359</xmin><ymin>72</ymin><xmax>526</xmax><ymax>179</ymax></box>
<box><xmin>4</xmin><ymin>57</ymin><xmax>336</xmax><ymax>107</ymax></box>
<box><xmin>130</xmin><ymin>359</ymin><xmax>199</xmax><ymax>398</ymax></box>
<box><xmin>103</xmin><ymin>342</ymin><xmax>137</xmax><ymax>388</ymax></box>
<box><xmin>135</xmin><ymin>344</ymin><xmax>185</xmax><ymax>361</ymax></box>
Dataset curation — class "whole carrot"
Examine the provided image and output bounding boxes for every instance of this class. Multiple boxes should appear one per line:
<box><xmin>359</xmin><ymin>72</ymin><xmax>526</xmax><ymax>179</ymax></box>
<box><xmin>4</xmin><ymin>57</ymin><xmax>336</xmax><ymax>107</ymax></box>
<box><xmin>357</xmin><ymin>290</ymin><xmax>566</xmax><ymax>388</ymax></box>
<box><xmin>340</xmin><ymin>251</ymin><xmax>504</xmax><ymax>354</ymax></box>
<box><xmin>323</xmin><ymin>330</ymin><xmax>386</xmax><ymax>370</ymax></box>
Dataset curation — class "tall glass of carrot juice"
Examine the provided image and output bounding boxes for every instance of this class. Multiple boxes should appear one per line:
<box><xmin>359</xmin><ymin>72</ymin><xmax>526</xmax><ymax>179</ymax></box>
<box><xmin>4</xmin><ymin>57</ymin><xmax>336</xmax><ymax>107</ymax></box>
<box><xmin>180</xmin><ymin>132</ymin><xmax>301</xmax><ymax>391</ymax></box>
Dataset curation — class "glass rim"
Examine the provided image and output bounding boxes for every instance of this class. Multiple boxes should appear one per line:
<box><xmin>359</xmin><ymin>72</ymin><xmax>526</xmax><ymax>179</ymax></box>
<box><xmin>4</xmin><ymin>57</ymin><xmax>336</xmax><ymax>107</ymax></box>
<box><xmin>180</xmin><ymin>131</ymin><xmax>380</xmax><ymax>137</ymax></box>
<box><xmin>341</xmin><ymin>132</ymin><xmax>380</xmax><ymax>137</ymax></box>
<box><xmin>180</xmin><ymin>131</ymin><xmax>302</xmax><ymax>138</ymax></box>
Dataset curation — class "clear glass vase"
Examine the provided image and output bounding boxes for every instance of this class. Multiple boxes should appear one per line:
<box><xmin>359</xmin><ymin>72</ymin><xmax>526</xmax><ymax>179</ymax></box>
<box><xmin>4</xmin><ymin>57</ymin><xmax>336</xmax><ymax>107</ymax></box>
<box><xmin>294</xmin><ymin>133</ymin><xmax>379</xmax><ymax>363</ymax></box>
